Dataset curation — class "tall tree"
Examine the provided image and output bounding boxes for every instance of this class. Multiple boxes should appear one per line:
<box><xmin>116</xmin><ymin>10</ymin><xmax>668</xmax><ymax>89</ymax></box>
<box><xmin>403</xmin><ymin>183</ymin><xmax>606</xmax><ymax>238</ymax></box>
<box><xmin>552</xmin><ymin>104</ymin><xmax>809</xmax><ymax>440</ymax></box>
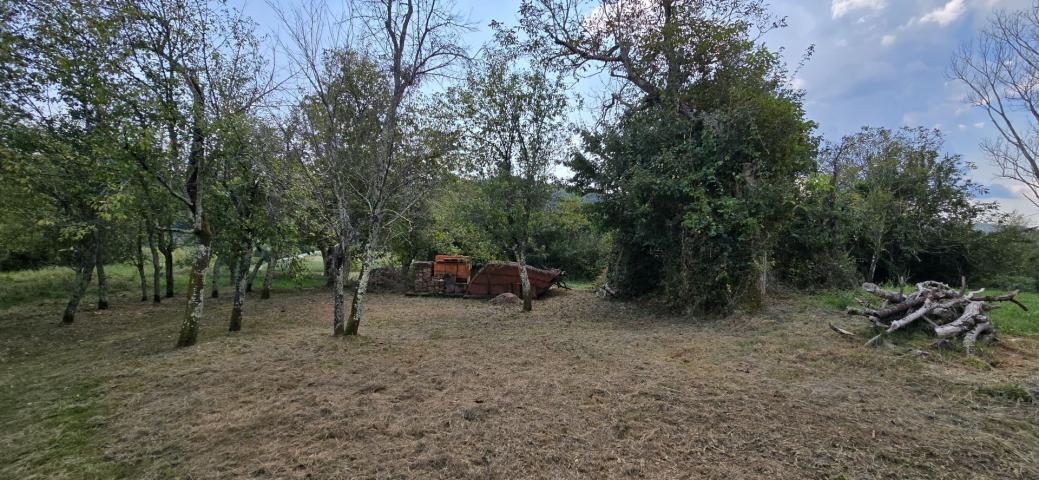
<box><xmin>952</xmin><ymin>4</ymin><xmax>1039</xmax><ymax>208</ymax></box>
<box><xmin>1</xmin><ymin>0</ymin><xmax>134</xmax><ymax>322</ymax></box>
<box><xmin>539</xmin><ymin>0</ymin><xmax>815</xmax><ymax>312</ymax></box>
<box><xmin>340</xmin><ymin>0</ymin><xmax>470</xmax><ymax>335</ymax></box>
<box><xmin>450</xmin><ymin>48</ymin><xmax>568</xmax><ymax>311</ymax></box>
<box><xmin>122</xmin><ymin>0</ymin><xmax>275</xmax><ymax>346</ymax></box>
<box><xmin>277</xmin><ymin>0</ymin><xmax>467</xmax><ymax>335</ymax></box>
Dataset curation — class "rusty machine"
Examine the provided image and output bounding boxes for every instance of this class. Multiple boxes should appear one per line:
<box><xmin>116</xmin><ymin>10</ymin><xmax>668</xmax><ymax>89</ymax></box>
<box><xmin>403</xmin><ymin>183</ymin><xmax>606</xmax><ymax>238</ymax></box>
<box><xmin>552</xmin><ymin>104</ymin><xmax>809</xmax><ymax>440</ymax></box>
<box><xmin>412</xmin><ymin>255</ymin><xmax>562</xmax><ymax>298</ymax></box>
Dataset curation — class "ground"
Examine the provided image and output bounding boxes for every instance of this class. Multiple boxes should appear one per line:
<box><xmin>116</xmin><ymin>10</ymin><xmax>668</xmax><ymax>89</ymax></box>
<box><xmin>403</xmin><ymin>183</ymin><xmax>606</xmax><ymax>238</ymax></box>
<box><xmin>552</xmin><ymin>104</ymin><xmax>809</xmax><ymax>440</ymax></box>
<box><xmin>1</xmin><ymin>272</ymin><xmax>1038</xmax><ymax>479</ymax></box>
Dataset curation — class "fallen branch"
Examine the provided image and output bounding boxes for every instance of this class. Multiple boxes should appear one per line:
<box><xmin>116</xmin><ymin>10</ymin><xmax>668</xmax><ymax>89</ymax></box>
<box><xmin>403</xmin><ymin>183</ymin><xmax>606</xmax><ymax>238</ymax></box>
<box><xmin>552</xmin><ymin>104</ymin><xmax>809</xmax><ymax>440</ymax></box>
<box><xmin>829</xmin><ymin>323</ymin><xmax>857</xmax><ymax>338</ymax></box>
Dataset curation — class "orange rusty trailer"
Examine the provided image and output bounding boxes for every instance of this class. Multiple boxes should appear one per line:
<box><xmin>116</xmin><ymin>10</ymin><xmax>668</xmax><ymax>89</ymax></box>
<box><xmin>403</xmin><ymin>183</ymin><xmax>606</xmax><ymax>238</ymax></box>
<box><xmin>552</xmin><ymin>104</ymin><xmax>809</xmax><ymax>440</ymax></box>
<box><xmin>465</xmin><ymin>262</ymin><xmax>562</xmax><ymax>298</ymax></box>
<box><xmin>411</xmin><ymin>256</ymin><xmax>562</xmax><ymax>298</ymax></box>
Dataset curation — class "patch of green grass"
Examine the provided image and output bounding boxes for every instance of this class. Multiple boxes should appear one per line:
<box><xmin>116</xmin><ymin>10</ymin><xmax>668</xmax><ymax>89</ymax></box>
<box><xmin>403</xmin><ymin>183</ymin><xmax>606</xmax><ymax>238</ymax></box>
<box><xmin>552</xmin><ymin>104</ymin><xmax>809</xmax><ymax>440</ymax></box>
<box><xmin>0</xmin><ymin>251</ymin><xmax>329</xmax><ymax>311</ymax></box>
<box><xmin>811</xmin><ymin>289</ymin><xmax>858</xmax><ymax>311</ymax></box>
<box><xmin>564</xmin><ymin>279</ymin><xmax>597</xmax><ymax>290</ymax></box>
<box><xmin>983</xmin><ymin>290</ymin><xmax>1039</xmax><ymax>336</ymax></box>
<box><xmin>976</xmin><ymin>383</ymin><xmax>1035</xmax><ymax>403</ymax></box>
<box><xmin>0</xmin><ymin>379</ymin><xmax>131</xmax><ymax>478</ymax></box>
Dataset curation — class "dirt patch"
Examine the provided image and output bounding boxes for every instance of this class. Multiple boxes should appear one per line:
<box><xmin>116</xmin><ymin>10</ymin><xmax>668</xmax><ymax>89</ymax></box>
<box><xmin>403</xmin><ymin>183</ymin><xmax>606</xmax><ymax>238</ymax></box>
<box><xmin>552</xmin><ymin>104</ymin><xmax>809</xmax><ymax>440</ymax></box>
<box><xmin>489</xmin><ymin>293</ymin><xmax>520</xmax><ymax>306</ymax></box>
<box><xmin>2</xmin><ymin>289</ymin><xmax>1038</xmax><ymax>479</ymax></box>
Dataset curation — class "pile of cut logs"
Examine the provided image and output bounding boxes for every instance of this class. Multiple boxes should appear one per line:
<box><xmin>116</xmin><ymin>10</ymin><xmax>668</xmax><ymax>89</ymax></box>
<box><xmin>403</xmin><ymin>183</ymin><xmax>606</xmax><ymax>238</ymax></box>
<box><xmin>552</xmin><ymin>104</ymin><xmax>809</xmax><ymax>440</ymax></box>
<box><xmin>842</xmin><ymin>281</ymin><xmax>1027</xmax><ymax>355</ymax></box>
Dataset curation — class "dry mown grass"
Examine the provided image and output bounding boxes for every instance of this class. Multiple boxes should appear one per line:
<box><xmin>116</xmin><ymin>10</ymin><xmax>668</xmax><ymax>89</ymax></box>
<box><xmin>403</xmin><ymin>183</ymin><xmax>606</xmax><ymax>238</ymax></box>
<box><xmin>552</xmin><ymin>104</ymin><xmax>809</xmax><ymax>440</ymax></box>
<box><xmin>2</xmin><ymin>288</ymin><xmax>1038</xmax><ymax>479</ymax></box>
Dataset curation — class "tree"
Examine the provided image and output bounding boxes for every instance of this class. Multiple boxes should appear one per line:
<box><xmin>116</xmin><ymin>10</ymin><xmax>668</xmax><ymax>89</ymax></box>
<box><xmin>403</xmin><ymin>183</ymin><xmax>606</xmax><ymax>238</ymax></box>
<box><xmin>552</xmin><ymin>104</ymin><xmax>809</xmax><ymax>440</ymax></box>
<box><xmin>450</xmin><ymin>48</ymin><xmax>569</xmax><ymax>311</ymax></box>
<box><xmin>780</xmin><ymin>127</ymin><xmax>995</xmax><ymax>287</ymax></box>
<box><xmin>547</xmin><ymin>0</ymin><xmax>815</xmax><ymax>313</ymax></box>
<box><xmin>277</xmin><ymin>0</ymin><xmax>467</xmax><ymax>335</ymax></box>
<box><xmin>519</xmin><ymin>0</ymin><xmax>783</xmax><ymax>120</ymax></box>
<box><xmin>952</xmin><ymin>4</ymin><xmax>1039</xmax><ymax>208</ymax></box>
<box><xmin>122</xmin><ymin>0</ymin><xmax>276</xmax><ymax>346</ymax></box>
<box><xmin>341</xmin><ymin>0</ymin><xmax>469</xmax><ymax>334</ymax></box>
<box><xmin>1</xmin><ymin>0</ymin><xmax>135</xmax><ymax>323</ymax></box>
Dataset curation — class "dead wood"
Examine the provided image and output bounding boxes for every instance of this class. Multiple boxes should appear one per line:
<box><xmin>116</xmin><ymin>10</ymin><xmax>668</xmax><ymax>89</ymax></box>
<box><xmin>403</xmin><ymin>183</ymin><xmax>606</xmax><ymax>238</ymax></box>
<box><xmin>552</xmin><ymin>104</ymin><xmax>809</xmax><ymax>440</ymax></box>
<box><xmin>844</xmin><ymin>281</ymin><xmax>1026</xmax><ymax>355</ymax></box>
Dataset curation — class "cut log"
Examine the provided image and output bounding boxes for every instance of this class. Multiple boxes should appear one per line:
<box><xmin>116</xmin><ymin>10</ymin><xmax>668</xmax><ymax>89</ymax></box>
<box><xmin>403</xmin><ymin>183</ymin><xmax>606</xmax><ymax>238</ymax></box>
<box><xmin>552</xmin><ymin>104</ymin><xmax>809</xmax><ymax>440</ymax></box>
<box><xmin>963</xmin><ymin>321</ymin><xmax>994</xmax><ymax>355</ymax></box>
<box><xmin>934</xmin><ymin>302</ymin><xmax>985</xmax><ymax>338</ymax></box>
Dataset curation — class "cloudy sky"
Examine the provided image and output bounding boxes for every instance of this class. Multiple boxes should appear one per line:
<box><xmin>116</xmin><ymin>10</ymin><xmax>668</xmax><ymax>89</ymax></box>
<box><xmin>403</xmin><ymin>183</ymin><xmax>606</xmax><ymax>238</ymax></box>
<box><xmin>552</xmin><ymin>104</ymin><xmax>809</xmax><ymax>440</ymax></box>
<box><xmin>243</xmin><ymin>0</ymin><xmax>1039</xmax><ymax>219</ymax></box>
<box><xmin>769</xmin><ymin>0</ymin><xmax>1037</xmax><ymax>218</ymax></box>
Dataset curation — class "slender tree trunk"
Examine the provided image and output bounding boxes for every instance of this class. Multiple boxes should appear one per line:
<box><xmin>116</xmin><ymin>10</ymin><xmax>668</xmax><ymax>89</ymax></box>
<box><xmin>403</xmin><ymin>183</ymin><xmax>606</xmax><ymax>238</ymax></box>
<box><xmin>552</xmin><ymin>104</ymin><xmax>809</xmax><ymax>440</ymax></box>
<box><xmin>95</xmin><ymin>232</ymin><xmax>109</xmax><ymax>310</ymax></box>
<box><xmin>63</xmin><ymin>243</ymin><xmax>95</xmax><ymax>324</ymax></box>
<box><xmin>245</xmin><ymin>248</ymin><xmax>265</xmax><ymax>293</ymax></box>
<box><xmin>345</xmin><ymin>221</ymin><xmax>380</xmax><ymax>336</ymax></box>
<box><xmin>176</xmin><ymin>223</ymin><xmax>212</xmax><ymax>347</ymax></box>
<box><xmin>211</xmin><ymin>256</ymin><xmax>221</xmax><ymax>298</ymax></box>
<box><xmin>228</xmin><ymin>255</ymin><xmax>237</xmax><ymax>291</ymax></box>
<box><xmin>162</xmin><ymin>230</ymin><xmax>175</xmax><ymax>298</ymax></box>
<box><xmin>136</xmin><ymin>226</ymin><xmax>147</xmax><ymax>301</ymax></box>
<box><xmin>260</xmin><ymin>251</ymin><xmax>277</xmax><ymax>300</ymax></box>
<box><xmin>514</xmin><ymin>247</ymin><xmax>532</xmax><ymax>312</ymax></box>
<box><xmin>174</xmin><ymin>74</ymin><xmax>209</xmax><ymax>348</ymax></box>
<box><xmin>322</xmin><ymin>245</ymin><xmax>336</xmax><ymax>287</ymax></box>
<box><xmin>332</xmin><ymin>247</ymin><xmax>347</xmax><ymax>335</ymax></box>
<box><xmin>229</xmin><ymin>241</ymin><xmax>252</xmax><ymax>332</ymax></box>
<box><xmin>146</xmin><ymin>221</ymin><xmax>161</xmax><ymax>303</ymax></box>
<box><xmin>867</xmin><ymin>252</ymin><xmax>879</xmax><ymax>284</ymax></box>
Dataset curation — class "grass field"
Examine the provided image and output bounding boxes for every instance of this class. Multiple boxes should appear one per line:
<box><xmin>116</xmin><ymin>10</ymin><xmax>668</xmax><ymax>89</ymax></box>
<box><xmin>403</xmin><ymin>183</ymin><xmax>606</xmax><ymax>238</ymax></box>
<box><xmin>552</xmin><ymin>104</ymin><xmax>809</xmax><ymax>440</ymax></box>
<box><xmin>0</xmin><ymin>254</ymin><xmax>329</xmax><ymax>311</ymax></box>
<box><xmin>1</xmin><ymin>266</ymin><xmax>1038</xmax><ymax>479</ymax></box>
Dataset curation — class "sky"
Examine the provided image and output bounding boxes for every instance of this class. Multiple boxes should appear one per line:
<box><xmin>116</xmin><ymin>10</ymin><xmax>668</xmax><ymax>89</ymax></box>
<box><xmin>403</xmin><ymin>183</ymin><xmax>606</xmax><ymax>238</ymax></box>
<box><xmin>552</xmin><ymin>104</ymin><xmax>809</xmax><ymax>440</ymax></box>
<box><xmin>241</xmin><ymin>0</ymin><xmax>1039</xmax><ymax>220</ymax></box>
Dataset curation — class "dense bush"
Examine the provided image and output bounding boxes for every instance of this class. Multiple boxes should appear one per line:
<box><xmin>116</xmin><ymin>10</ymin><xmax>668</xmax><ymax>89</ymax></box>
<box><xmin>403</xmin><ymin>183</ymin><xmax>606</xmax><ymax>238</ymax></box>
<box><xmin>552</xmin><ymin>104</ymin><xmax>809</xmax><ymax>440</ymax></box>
<box><xmin>572</xmin><ymin>58</ymin><xmax>815</xmax><ymax>313</ymax></box>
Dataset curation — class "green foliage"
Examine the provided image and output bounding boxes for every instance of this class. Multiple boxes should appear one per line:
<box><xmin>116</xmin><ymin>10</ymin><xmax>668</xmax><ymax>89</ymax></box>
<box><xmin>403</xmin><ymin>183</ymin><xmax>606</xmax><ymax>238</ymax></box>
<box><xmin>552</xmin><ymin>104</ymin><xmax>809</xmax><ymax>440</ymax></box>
<box><xmin>780</xmin><ymin>127</ymin><xmax>995</xmax><ymax>289</ymax></box>
<box><xmin>529</xmin><ymin>194</ymin><xmax>611</xmax><ymax>279</ymax></box>
<box><xmin>447</xmin><ymin>47</ymin><xmax>569</xmax><ymax>267</ymax></box>
<box><xmin>967</xmin><ymin>215</ymin><xmax>1039</xmax><ymax>290</ymax></box>
<box><xmin>570</xmin><ymin>38</ymin><xmax>815</xmax><ymax>313</ymax></box>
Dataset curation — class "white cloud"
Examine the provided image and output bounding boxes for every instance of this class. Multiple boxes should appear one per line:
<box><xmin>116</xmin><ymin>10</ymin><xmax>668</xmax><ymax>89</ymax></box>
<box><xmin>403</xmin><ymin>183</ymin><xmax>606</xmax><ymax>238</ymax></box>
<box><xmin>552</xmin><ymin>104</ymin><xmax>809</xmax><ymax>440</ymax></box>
<box><xmin>832</xmin><ymin>0</ymin><xmax>886</xmax><ymax>19</ymax></box>
<box><xmin>920</xmin><ymin>0</ymin><xmax>967</xmax><ymax>26</ymax></box>
<box><xmin>881</xmin><ymin>34</ymin><xmax>897</xmax><ymax>46</ymax></box>
<box><xmin>974</xmin><ymin>122</ymin><xmax>985</xmax><ymax>128</ymax></box>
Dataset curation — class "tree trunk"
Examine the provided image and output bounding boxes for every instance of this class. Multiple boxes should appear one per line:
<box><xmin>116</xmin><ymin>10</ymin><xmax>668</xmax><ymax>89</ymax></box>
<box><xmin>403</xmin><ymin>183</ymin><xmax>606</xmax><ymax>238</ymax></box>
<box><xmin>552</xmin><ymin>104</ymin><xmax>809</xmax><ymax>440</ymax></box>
<box><xmin>345</xmin><ymin>223</ymin><xmax>379</xmax><ymax>336</ymax></box>
<box><xmin>228</xmin><ymin>255</ymin><xmax>237</xmax><ymax>291</ymax></box>
<box><xmin>867</xmin><ymin>252</ymin><xmax>879</xmax><ymax>284</ymax></box>
<box><xmin>322</xmin><ymin>245</ymin><xmax>336</xmax><ymax>287</ymax></box>
<box><xmin>95</xmin><ymin>235</ymin><xmax>109</xmax><ymax>310</ymax></box>
<box><xmin>162</xmin><ymin>230</ymin><xmax>175</xmax><ymax>298</ymax></box>
<box><xmin>63</xmin><ymin>244</ymin><xmax>95</xmax><ymax>324</ymax></box>
<box><xmin>514</xmin><ymin>247</ymin><xmax>533</xmax><ymax>312</ymax></box>
<box><xmin>229</xmin><ymin>241</ymin><xmax>252</xmax><ymax>332</ymax></box>
<box><xmin>260</xmin><ymin>251</ymin><xmax>277</xmax><ymax>300</ymax></box>
<box><xmin>176</xmin><ymin>224</ymin><xmax>212</xmax><ymax>348</ymax></box>
<box><xmin>211</xmin><ymin>256</ymin><xmax>221</xmax><ymax>298</ymax></box>
<box><xmin>146</xmin><ymin>221</ymin><xmax>161</xmax><ymax>303</ymax></box>
<box><xmin>332</xmin><ymin>247</ymin><xmax>347</xmax><ymax>335</ymax></box>
<box><xmin>135</xmin><ymin>226</ymin><xmax>147</xmax><ymax>301</ymax></box>
<box><xmin>245</xmin><ymin>248</ymin><xmax>265</xmax><ymax>293</ymax></box>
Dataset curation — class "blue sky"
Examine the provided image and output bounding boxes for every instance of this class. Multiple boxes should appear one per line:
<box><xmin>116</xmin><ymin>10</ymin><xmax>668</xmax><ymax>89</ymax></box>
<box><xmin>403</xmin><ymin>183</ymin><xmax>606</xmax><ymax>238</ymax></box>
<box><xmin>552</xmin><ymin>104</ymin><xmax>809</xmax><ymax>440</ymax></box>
<box><xmin>242</xmin><ymin>0</ymin><xmax>1039</xmax><ymax>219</ymax></box>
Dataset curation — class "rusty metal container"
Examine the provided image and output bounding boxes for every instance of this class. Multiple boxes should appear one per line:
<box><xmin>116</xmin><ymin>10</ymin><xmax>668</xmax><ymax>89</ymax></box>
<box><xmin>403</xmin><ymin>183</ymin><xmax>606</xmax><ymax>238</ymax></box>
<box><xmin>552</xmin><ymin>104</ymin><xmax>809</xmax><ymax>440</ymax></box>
<box><xmin>433</xmin><ymin>255</ymin><xmax>470</xmax><ymax>283</ymax></box>
<box><xmin>465</xmin><ymin>262</ymin><xmax>562</xmax><ymax>298</ymax></box>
